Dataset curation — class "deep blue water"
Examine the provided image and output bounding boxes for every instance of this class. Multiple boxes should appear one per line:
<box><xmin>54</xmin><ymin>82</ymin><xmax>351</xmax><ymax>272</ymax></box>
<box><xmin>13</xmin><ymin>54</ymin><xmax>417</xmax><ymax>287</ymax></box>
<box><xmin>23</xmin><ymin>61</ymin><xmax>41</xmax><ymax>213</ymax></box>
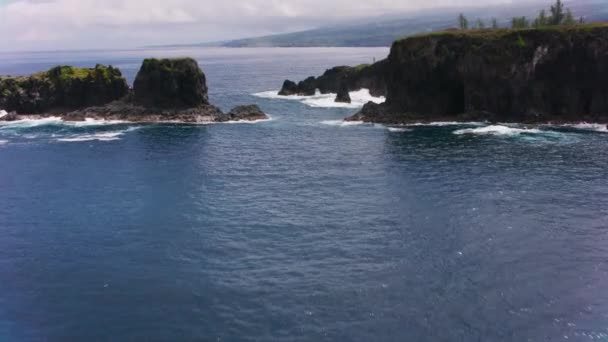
<box><xmin>1</xmin><ymin>48</ymin><xmax>608</xmax><ymax>342</ymax></box>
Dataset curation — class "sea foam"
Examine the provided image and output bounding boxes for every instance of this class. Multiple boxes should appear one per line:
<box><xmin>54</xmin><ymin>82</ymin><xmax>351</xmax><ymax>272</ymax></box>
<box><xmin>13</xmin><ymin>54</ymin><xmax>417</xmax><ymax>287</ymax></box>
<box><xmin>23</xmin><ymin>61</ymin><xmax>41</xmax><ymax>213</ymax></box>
<box><xmin>253</xmin><ymin>89</ymin><xmax>385</xmax><ymax>109</ymax></box>
<box><xmin>562</xmin><ymin>123</ymin><xmax>608</xmax><ymax>133</ymax></box>
<box><xmin>320</xmin><ymin>120</ymin><xmax>366</xmax><ymax>127</ymax></box>
<box><xmin>57</xmin><ymin>127</ymin><xmax>139</xmax><ymax>142</ymax></box>
<box><xmin>453</xmin><ymin>125</ymin><xmax>543</xmax><ymax>136</ymax></box>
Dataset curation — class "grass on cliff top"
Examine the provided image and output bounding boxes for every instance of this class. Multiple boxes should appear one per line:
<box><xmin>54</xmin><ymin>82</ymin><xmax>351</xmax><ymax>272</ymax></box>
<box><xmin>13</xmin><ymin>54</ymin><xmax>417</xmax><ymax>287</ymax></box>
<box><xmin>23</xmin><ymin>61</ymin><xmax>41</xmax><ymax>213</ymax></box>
<box><xmin>401</xmin><ymin>22</ymin><xmax>608</xmax><ymax>42</ymax></box>
<box><xmin>141</xmin><ymin>58</ymin><xmax>198</xmax><ymax>71</ymax></box>
<box><xmin>27</xmin><ymin>65</ymin><xmax>121</xmax><ymax>82</ymax></box>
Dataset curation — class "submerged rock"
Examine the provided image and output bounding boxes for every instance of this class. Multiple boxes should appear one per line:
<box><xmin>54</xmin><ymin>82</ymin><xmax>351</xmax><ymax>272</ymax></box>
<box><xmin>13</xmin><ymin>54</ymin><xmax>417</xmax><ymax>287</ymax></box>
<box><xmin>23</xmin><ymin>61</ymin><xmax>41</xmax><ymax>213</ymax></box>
<box><xmin>348</xmin><ymin>25</ymin><xmax>608</xmax><ymax>124</ymax></box>
<box><xmin>0</xmin><ymin>65</ymin><xmax>128</xmax><ymax>114</ymax></box>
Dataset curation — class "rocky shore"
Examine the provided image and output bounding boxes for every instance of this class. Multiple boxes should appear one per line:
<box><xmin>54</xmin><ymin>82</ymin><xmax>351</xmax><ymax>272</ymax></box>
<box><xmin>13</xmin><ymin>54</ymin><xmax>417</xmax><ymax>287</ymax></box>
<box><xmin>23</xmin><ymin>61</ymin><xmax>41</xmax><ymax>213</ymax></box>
<box><xmin>278</xmin><ymin>61</ymin><xmax>388</xmax><ymax>100</ymax></box>
<box><xmin>344</xmin><ymin>24</ymin><xmax>608</xmax><ymax>124</ymax></box>
<box><xmin>0</xmin><ymin>58</ymin><xmax>268</xmax><ymax>123</ymax></box>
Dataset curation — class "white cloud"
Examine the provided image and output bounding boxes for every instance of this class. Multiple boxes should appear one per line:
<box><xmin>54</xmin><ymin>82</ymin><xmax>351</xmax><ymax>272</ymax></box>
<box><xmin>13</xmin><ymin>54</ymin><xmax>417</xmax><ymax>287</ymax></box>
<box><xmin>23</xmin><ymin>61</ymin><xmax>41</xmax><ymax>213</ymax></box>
<box><xmin>0</xmin><ymin>0</ymin><xmax>516</xmax><ymax>50</ymax></box>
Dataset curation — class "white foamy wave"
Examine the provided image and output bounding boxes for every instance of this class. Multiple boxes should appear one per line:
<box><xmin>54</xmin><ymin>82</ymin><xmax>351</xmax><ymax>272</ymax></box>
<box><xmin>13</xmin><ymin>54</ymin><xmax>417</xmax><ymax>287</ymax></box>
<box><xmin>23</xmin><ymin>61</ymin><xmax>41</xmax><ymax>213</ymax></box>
<box><xmin>64</xmin><ymin>118</ymin><xmax>129</xmax><ymax>127</ymax></box>
<box><xmin>253</xmin><ymin>89</ymin><xmax>385</xmax><ymax>109</ymax></box>
<box><xmin>407</xmin><ymin>121</ymin><xmax>485</xmax><ymax>127</ymax></box>
<box><xmin>0</xmin><ymin>139</ymin><xmax>8</xmax><ymax>145</ymax></box>
<box><xmin>0</xmin><ymin>117</ymin><xmax>64</xmax><ymax>129</ymax></box>
<box><xmin>219</xmin><ymin>115</ymin><xmax>274</xmax><ymax>125</ymax></box>
<box><xmin>320</xmin><ymin>120</ymin><xmax>365</xmax><ymax>127</ymax></box>
<box><xmin>57</xmin><ymin>127</ymin><xmax>139</xmax><ymax>142</ymax></box>
<box><xmin>0</xmin><ymin>117</ymin><xmax>129</xmax><ymax>129</ymax></box>
<box><xmin>454</xmin><ymin>125</ymin><xmax>543</xmax><ymax>136</ymax></box>
<box><xmin>563</xmin><ymin>123</ymin><xmax>608</xmax><ymax>133</ymax></box>
<box><xmin>387</xmin><ymin>127</ymin><xmax>411</xmax><ymax>133</ymax></box>
<box><xmin>0</xmin><ymin>110</ymin><xmax>7</xmax><ymax>119</ymax></box>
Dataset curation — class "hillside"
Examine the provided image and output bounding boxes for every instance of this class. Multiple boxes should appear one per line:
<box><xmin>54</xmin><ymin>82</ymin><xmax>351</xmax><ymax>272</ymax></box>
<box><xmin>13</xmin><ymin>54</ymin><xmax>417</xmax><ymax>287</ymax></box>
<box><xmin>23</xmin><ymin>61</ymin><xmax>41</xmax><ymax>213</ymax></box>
<box><xmin>222</xmin><ymin>0</ymin><xmax>607</xmax><ymax>47</ymax></box>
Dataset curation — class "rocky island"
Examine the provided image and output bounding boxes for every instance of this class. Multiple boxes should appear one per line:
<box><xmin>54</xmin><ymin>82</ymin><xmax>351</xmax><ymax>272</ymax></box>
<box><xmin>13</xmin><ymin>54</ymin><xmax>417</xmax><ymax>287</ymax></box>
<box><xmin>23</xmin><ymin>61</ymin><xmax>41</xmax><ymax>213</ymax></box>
<box><xmin>349</xmin><ymin>24</ymin><xmax>608</xmax><ymax>124</ymax></box>
<box><xmin>0</xmin><ymin>58</ymin><xmax>268</xmax><ymax>123</ymax></box>
<box><xmin>279</xmin><ymin>24</ymin><xmax>608</xmax><ymax>124</ymax></box>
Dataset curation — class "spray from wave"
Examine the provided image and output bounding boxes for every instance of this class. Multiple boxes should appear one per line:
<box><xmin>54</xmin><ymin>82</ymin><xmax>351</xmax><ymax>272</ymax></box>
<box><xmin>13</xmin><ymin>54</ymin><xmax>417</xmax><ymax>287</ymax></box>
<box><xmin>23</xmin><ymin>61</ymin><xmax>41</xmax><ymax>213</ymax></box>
<box><xmin>253</xmin><ymin>89</ymin><xmax>385</xmax><ymax>109</ymax></box>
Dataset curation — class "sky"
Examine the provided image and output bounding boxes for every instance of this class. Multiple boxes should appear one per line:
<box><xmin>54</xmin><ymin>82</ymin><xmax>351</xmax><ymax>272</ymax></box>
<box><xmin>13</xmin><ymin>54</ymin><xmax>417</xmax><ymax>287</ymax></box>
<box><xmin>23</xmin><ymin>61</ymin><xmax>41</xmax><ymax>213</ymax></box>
<box><xmin>0</xmin><ymin>0</ymin><xmax>520</xmax><ymax>50</ymax></box>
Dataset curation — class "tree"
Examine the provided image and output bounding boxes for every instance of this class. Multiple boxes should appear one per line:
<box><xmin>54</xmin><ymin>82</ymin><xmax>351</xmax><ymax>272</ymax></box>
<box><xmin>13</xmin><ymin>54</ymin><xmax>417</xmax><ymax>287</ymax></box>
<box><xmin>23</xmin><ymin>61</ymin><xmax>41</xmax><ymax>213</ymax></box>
<box><xmin>549</xmin><ymin>0</ymin><xmax>565</xmax><ymax>25</ymax></box>
<box><xmin>491</xmin><ymin>18</ymin><xmax>499</xmax><ymax>29</ymax></box>
<box><xmin>458</xmin><ymin>13</ymin><xmax>469</xmax><ymax>30</ymax></box>
<box><xmin>512</xmin><ymin>16</ymin><xmax>530</xmax><ymax>29</ymax></box>
<box><xmin>564</xmin><ymin>9</ymin><xmax>576</xmax><ymax>25</ymax></box>
<box><xmin>476</xmin><ymin>19</ymin><xmax>486</xmax><ymax>29</ymax></box>
<box><xmin>533</xmin><ymin>9</ymin><xmax>548</xmax><ymax>28</ymax></box>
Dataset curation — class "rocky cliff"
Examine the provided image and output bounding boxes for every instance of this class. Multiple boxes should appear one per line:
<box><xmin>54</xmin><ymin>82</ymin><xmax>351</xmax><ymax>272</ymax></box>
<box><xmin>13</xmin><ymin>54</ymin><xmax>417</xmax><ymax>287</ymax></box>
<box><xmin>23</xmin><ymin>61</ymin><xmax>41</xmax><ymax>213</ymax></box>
<box><xmin>1</xmin><ymin>58</ymin><xmax>267</xmax><ymax>123</ymax></box>
<box><xmin>348</xmin><ymin>24</ymin><xmax>608</xmax><ymax>124</ymax></box>
<box><xmin>0</xmin><ymin>65</ymin><xmax>128</xmax><ymax>114</ymax></box>
<box><xmin>278</xmin><ymin>61</ymin><xmax>388</xmax><ymax>97</ymax></box>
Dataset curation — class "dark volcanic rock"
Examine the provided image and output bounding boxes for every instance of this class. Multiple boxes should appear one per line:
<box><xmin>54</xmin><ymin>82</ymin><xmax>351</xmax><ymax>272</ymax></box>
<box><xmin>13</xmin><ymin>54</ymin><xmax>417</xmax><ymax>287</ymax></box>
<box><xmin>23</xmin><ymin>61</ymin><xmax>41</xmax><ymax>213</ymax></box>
<box><xmin>278</xmin><ymin>62</ymin><xmax>388</xmax><ymax>97</ymax></box>
<box><xmin>0</xmin><ymin>65</ymin><xmax>128</xmax><ymax>114</ymax></box>
<box><xmin>223</xmin><ymin>104</ymin><xmax>268</xmax><ymax>122</ymax></box>
<box><xmin>278</xmin><ymin>80</ymin><xmax>298</xmax><ymax>96</ymax></box>
<box><xmin>335</xmin><ymin>84</ymin><xmax>351</xmax><ymax>103</ymax></box>
<box><xmin>63</xmin><ymin>100</ymin><xmax>226</xmax><ymax>123</ymax></box>
<box><xmin>349</xmin><ymin>25</ymin><xmax>608</xmax><ymax>124</ymax></box>
<box><xmin>133</xmin><ymin>58</ymin><xmax>209</xmax><ymax>108</ymax></box>
<box><xmin>1</xmin><ymin>57</ymin><xmax>269</xmax><ymax>124</ymax></box>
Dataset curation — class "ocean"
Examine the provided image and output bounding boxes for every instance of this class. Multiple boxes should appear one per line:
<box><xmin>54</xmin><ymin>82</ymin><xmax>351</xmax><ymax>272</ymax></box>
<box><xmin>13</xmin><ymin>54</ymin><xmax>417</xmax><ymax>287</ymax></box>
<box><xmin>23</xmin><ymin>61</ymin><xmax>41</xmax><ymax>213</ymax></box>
<box><xmin>1</xmin><ymin>47</ymin><xmax>608</xmax><ymax>341</ymax></box>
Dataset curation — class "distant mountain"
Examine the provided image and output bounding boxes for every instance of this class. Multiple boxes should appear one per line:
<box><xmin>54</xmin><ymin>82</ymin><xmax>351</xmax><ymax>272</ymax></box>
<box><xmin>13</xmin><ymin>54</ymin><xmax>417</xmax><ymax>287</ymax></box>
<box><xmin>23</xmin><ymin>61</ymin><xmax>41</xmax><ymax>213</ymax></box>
<box><xmin>221</xmin><ymin>0</ymin><xmax>608</xmax><ymax>48</ymax></box>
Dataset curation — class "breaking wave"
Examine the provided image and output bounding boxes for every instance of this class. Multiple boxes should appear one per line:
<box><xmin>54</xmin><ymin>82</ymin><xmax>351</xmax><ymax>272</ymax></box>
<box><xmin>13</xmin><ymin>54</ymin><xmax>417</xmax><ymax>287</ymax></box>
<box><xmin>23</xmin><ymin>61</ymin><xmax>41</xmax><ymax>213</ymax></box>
<box><xmin>453</xmin><ymin>125</ymin><xmax>543</xmax><ymax>136</ymax></box>
<box><xmin>0</xmin><ymin>117</ymin><xmax>128</xmax><ymax>130</ymax></box>
<box><xmin>253</xmin><ymin>89</ymin><xmax>385</xmax><ymax>109</ymax></box>
<box><xmin>387</xmin><ymin>127</ymin><xmax>411</xmax><ymax>133</ymax></box>
<box><xmin>561</xmin><ymin>123</ymin><xmax>608</xmax><ymax>133</ymax></box>
<box><xmin>57</xmin><ymin>127</ymin><xmax>140</xmax><ymax>142</ymax></box>
<box><xmin>320</xmin><ymin>120</ymin><xmax>366</xmax><ymax>127</ymax></box>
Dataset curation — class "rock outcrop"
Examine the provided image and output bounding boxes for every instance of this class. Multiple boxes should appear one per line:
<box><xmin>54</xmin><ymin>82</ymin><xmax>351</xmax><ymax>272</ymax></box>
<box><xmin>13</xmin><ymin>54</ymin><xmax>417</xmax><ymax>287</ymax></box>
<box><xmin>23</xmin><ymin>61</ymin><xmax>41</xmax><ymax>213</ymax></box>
<box><xmin>0</xmin><ymin>58</ymin><xmax>268</xmax><ymax>123</ymax></box>
<box><xmin>0</xmin><ymin>65</ymin><xmax>128</xmax><ymax>114</ymax></box>
<box><xmin>278</xmin><ymin>61</ymin><xmax>388</xmax><ymax>97</ymax></box>
<box><xmin>335</xmin><ymin>84</ymin><xmax>351</xmax><ymax>103</ymax></box>
<box><xmin>133</xmin><ymin>58</ymin><xmax>208</xmax><ymax>108</ymax></box>
<box><xmin>348</xmin><ymin>25</ymin><xmax>608</xmax><ymax>124</ymax></box>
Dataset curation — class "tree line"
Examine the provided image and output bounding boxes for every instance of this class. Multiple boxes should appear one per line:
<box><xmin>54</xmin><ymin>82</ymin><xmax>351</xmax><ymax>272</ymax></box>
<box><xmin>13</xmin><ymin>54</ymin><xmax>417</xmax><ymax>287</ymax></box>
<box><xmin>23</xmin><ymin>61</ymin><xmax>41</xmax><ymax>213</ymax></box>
<box><xmin>458</xmin><ymin>0</ymin><xmax>584</xmax><ymax>30</ymax></box>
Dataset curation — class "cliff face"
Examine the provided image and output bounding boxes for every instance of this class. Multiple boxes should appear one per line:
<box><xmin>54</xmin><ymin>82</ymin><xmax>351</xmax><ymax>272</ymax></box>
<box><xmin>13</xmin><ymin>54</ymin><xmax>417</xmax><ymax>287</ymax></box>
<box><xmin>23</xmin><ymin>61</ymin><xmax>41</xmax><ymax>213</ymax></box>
<box><xmin>279</xmin><ymin>61</ymin><xmax>388</xmax><ymax>97</ymax></box>
<box><xmin>133</xmin><ymin>58</ymin><xmax>209</xmax><ymax>108</ymax></box>
<box><xmin>0</xmin><ymin>65</ymin><xmax>128</xmax><ymax>114</ymax></box>
<box><xmin>351</xmin><ymin>25</ymin><xmax>608</xmax><ymax>123</ymax></box>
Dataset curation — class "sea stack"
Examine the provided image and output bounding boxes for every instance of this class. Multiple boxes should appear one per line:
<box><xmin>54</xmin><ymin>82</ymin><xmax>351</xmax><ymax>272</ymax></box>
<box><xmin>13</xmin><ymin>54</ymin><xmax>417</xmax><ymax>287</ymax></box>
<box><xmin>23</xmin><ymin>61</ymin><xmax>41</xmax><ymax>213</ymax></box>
<box><xmin>335</xmin><ymin>83</ymin><xmax>351</xmax><ymax>103</ymax></box>
<box><xmin>133</xmin><ymin>58</ymin><xmax>209</xmax><ymax>108</ymax></box>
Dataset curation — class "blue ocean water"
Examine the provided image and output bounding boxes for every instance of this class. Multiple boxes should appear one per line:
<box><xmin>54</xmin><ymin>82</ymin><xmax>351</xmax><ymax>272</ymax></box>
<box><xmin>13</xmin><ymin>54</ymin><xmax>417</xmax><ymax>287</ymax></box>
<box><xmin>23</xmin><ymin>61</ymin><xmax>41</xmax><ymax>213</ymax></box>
<box><xmin>1</xmin><ymin>47</ymin><xmax>608</xmax><ymax>342</ymax></box>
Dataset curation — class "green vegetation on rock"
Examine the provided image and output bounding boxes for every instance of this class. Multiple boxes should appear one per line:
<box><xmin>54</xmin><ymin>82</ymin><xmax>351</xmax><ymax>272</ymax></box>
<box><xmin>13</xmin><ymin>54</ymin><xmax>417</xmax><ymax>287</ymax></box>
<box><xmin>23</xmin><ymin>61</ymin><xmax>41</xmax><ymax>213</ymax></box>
<box><xmin>0</xmin><ymin>65</ymin><xmax>128</xmax><ymax>114</ymax></box>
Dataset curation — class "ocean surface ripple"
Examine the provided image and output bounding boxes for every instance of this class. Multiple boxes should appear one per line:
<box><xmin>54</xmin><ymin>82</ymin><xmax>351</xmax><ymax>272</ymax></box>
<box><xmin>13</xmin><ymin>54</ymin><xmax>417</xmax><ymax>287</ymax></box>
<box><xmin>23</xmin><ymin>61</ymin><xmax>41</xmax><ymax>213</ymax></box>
<box><xmin>1</xmin><ymin>47</ymin><xmax>608</xmax><ymax>342</ymax></box>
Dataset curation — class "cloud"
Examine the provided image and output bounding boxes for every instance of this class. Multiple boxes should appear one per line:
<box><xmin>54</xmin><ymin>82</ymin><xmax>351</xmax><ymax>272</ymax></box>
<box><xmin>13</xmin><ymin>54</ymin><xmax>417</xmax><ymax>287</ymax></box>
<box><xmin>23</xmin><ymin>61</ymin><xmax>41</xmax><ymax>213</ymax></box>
<box><xmin>0</xmin><ymin>0</ymin><xmax>515</xmax><ymax>50</ymax></box>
